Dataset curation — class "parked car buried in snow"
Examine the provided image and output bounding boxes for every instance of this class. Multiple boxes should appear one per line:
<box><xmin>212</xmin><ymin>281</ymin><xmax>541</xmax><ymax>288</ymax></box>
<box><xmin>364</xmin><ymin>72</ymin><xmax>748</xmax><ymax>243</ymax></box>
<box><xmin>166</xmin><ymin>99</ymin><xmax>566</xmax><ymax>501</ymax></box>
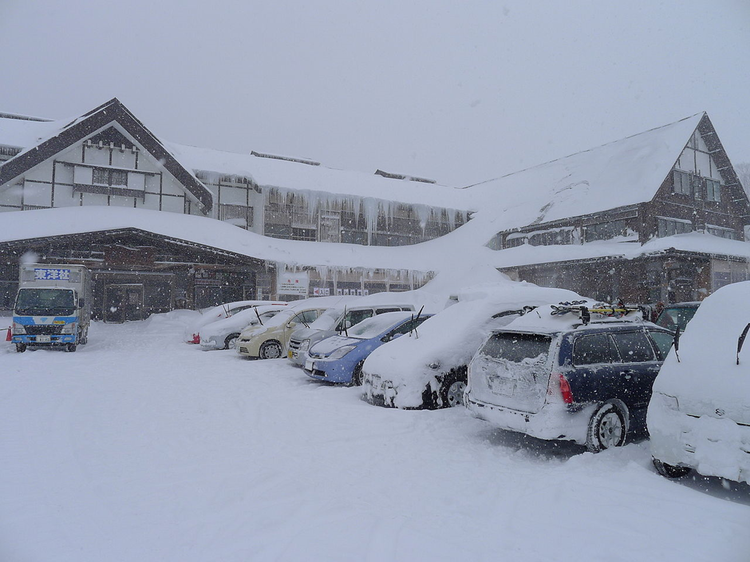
<box><xmin>362</xmin><ymin>284</ymin><xmax>584</xmax><ymax>409</ymax></box>
<box><xmin>648</xmin><ymin>282</ymin><xmax>750</xmax><ymax>483</ymax></box>
<box><xmin>236</xmin><ymin>304</ymin><xmax>332</xmax><ymax>359</ymax></box>
<box><xmin>287</xmin><ymin>302</ymin><xmax>416</xmax><ymax>367</ymax></box>
<box><xmin>199</xmin><ymin>305</ymin><xmax>285</xmax><ymax>350</ymax></box>
<box><xmin>465</xmin><ymin>303</ymin><xmax>675</xmax><ymax>452</ymax></box>
<box><xmin>184</xmin><ymin>300</ymin><xmax>286</xmax><ymax>344</ymax></box>
<box><xmin>304</xmin><ymin>311</ymin><xmax>431</xmax><ymax>386</ymax></box>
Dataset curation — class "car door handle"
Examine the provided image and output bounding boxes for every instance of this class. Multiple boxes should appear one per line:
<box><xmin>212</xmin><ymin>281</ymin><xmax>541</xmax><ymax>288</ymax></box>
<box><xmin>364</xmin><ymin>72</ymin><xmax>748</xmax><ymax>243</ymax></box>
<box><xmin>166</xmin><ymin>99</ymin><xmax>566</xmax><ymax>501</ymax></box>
<box><xmin>620</xmin><ymin>370</ymin><xmax>636</xmax><ymax>380</ymax></box>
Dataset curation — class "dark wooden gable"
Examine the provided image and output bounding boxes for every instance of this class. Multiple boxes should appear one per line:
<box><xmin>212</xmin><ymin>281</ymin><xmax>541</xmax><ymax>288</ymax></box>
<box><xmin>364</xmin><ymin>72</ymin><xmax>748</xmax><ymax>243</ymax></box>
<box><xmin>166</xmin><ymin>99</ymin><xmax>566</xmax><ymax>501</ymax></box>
<box><xmin>0</xmin><ymin>98</ymin><xmax>213</xmax><ymax>213</ymax></box>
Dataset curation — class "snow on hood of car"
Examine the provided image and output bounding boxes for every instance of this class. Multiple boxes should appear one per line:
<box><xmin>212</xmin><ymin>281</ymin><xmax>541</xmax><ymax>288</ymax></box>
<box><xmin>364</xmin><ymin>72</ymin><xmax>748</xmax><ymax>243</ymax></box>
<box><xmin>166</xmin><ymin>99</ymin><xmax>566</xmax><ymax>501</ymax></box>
<box><xmin>652</xmin><ymin>281</ymin><xmax>750</xmax><ymax>425</ymax></box>
<box><xmin>310</xmin><ymin>335</ymin><xmax>362</xmax><ymax>355</ymax></box>
<box><xmin>200</xmin><ymin>306</ymin><xmax>284</xmax><ymax>338</ymax></box>
<box><xmin>362</xmin><ymin>285</ymin><xmax>584</xmax><ymax>407</ymax></box>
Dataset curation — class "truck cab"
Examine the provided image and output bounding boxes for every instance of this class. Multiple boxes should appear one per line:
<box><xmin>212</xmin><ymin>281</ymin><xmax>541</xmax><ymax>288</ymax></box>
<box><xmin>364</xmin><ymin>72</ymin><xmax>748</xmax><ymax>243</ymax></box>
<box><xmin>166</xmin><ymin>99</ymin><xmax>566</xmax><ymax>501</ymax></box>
<box><xmin>12</xmin><ymin>265</ymin><xmax>92</xmax><ymax>353</ymax></box>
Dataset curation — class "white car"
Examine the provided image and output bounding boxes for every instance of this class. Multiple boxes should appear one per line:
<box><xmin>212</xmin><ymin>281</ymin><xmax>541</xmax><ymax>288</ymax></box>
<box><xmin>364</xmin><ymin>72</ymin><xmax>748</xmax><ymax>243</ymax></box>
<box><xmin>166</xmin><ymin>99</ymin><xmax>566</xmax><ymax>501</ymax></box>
<box><xmin>648</xmin><ymin>281</ymin><xmax>750</xmax><ymax>484</ymax></box>
<box><xmin>184</xmin><ymin>300</ymin><xmax>285</xmax><ymax>343</ymax></box>
<box><xmin>199</xmin><ymin>305</ymin><xmax>285</xmax><ymax>350</ymax></box>
<box><xmin>362</xmin><ymin>283</ymin><xmax>584</xmax><ymax>409</ymax></box>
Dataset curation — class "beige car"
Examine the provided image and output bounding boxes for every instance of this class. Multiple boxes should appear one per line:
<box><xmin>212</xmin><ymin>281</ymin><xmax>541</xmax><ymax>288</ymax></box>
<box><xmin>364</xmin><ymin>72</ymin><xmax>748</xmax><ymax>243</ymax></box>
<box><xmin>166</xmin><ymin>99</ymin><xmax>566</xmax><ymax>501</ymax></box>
<box><xmin>236</xmin><ymin>307</ymin><xmax>327</xmax><ymax>359</ymax></box>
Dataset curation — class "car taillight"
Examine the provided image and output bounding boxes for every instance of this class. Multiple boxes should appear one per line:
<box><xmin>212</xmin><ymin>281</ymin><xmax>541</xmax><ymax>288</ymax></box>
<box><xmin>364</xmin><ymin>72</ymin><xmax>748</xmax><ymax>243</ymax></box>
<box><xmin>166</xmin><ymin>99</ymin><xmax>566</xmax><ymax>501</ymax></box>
<box><xmin>558</xmin><ymin>374</ymin><xmax>574</xmax><ymax>404</ymax></box>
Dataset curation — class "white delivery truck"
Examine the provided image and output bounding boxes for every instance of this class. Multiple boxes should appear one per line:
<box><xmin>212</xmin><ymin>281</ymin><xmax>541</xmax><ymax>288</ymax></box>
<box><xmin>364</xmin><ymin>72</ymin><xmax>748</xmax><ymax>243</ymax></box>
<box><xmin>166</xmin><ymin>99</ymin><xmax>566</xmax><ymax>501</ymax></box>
<box><xmin>11</xmin><ymin>264</ymin><xmax>92</xmax><ymax>353</ymax></box>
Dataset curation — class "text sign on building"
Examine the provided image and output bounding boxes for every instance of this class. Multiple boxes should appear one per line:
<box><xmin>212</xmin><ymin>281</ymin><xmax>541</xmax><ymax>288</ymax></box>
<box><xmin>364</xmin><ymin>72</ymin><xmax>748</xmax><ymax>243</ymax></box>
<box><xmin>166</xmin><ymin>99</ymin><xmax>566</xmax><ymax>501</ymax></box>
<box><xmin>34</xmin><ymin>268</ymin><xmax>71</xmax><ymax>281</ymax></box>
<box><xmin>278</xmin><ymin>272</ymin><xmax>309</xmax><ymax>296</ymax></box>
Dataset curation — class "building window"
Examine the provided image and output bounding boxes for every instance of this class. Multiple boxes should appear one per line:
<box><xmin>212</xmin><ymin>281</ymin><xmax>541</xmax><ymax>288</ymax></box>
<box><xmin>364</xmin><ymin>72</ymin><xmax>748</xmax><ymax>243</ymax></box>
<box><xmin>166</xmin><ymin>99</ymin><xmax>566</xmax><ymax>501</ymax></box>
<box><xmin>673</xmin><ymin>170</ymin><xmax>692</xmax><ymax>195</ymax></box>
<box><xmin>219</xmin><ymin>204</ymin><xmax>253</xmax><ymax>229</ymax></box>
<box><xmin>584</xmin><ymin>220</ymin><xmax>629</xmax><ymax>242</ymax></box>
<box><xmin>706</xmin><ymin>225</ymin><xmax>738</xmax><ymax>240</ymax></box>
<box><xmin>92</xmin><ymin>167</ymin><xmax>128</xmax><ymax>187</ymax></box>
<box><xmin>657</xmin><ymin>217</ymin><xmax>693</xmax><ymax>238</ymax></box>
<box><xmin>706</xmin><ymin>179</ymin><xmax>721</xmax><ymax>202</ymax></box>
<box><xmin>291</xmin><ymin>227</ymin><xmax>317</xmax><ymax>241</ymax></box>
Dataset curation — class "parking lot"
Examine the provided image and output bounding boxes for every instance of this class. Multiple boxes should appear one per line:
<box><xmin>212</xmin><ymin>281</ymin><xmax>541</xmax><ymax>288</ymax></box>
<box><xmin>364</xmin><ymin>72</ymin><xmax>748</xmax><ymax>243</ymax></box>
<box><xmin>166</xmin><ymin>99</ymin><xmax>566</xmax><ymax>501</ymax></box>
<box><xmin>1</xmin><ymin>315</ymin><xmax>749</xmax><ymax>561</ymax></box>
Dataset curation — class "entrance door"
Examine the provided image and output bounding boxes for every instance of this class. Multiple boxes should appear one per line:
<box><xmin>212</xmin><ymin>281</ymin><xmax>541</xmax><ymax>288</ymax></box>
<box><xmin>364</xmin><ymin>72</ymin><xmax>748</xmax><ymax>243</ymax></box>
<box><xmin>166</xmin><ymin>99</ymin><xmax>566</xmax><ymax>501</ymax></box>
<box><xmin>104</xmin><ymin>284</ymin><xmax>145</xmax><ymax>323</ymax></box>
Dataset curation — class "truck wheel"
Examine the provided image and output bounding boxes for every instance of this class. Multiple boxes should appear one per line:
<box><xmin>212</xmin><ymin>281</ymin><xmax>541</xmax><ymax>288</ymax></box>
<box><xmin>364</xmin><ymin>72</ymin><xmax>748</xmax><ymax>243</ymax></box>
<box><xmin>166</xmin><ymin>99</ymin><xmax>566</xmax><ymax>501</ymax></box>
<box><xmin>15</xmin><ymin>343</ymin><xmax>26</xmax><ymax>353</ymax></box>
<box><xmin>65</xmin><ymin>343</ymin><xmax>77</xmax><ymax>352</ymax></box>
<box><xmin>79</xmin><ymin>327</ymin><xmax>88</xmax><ymax>345</ymax></box>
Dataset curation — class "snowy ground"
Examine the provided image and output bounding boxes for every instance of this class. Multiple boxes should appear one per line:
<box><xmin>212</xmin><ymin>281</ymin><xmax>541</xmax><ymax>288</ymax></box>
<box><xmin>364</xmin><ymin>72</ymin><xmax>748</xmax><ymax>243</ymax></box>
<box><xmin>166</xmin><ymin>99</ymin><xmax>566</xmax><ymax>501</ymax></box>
<box><xmin>1</xmin><ymin>314</ymin><xmax>749</xmax><ymax>562</ymax></box>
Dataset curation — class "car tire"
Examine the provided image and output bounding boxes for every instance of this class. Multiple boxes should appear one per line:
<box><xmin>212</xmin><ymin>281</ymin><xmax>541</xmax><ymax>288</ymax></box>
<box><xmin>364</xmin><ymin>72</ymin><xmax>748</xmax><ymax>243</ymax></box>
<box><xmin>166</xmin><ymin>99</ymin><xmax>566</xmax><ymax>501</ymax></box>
<box><xmin>439</xmin><ymin>371</ymin><xmax>467</xmax><ymax>408</ymax></box>
<box><xmin>652</xmin><ymin>457</ymin><xmax>691</xmax><ymax>478</ymax></box>
<box><xmin>259</xmin><ymin>340</ymin><xmax>283</xmax><ymax>359</ymax></box>
<box><xmin>15</xmin><ymin>343</ymin><xmax>26</xmax><ymax>353</ymax></box>
<box><xmin>350</xmin><ymin>361</ymin><xmax>365</xmax><ymax>387</ymax></box>
<box><xmin>224</xmin><ymin>333</ymin><xmax>240</xmax><ymax>350</ymax></box>
<box><xmin>586</xmin><ymin>401</ymin><xmax>627</xmax><ymax>453</ymax></box>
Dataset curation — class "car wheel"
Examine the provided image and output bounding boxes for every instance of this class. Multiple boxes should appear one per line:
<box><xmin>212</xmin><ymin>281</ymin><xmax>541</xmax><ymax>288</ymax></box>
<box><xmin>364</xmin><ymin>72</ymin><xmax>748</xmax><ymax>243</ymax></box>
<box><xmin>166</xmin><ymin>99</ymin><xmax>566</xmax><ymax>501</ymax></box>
<box><xmin>15</xmin><ymin>343</ymin><xmax>26</xmax><ymax>353</ymax></box>
<box><xmin>259</xmin><ymin>340</ymin><xmax>283</xmax><ymax>359</ymax></box>
<box><xmin>350</xmin><ymin>361</ymin><xmax>365</xmax><ymax>386</ymax></box>
<box><xmin>586</xmin><ymin>402</ymin><xmax>627</xmax><ymax>453</ymax></box>
<box><xmin>652</xmin><ymin>457</ymin><xmax>691</xmax><ymax>478</ymax></box>
<box><xmin>224</xmin><ymin>333</ymin><xmax>240</xmax><ymax>350</ymax></box>
<box><xmin>439</xmin><ymin>368</ymin><xmax>468</xmax><ymax>408</ymax></box>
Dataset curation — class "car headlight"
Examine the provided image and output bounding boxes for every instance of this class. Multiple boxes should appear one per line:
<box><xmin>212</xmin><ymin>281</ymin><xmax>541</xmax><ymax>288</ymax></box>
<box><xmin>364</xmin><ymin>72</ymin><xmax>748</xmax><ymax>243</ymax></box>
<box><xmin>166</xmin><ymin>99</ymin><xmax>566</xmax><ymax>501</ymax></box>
<box><xmin>299</xmin><ymin>339</ymin><xmax>310</xmax><ymax>352</ymax></box>
<box><xmin>13</xmin><ymin>322</ymin><xmax>26</xmax><ymax>334</ymax></box>
<box><xmin>61</xmin><ymin>322</ymin><xmax>76</xmax><ymax>334</ymax></box>
<box><xmin>328</xmin><ymin>345</ymin><xmax>356</xmax><ymax>360</ymax></box>
<box><xmin>655</xmin><ymin>392</ymin><xmax>679</xmax><ymax>411</ymax></box>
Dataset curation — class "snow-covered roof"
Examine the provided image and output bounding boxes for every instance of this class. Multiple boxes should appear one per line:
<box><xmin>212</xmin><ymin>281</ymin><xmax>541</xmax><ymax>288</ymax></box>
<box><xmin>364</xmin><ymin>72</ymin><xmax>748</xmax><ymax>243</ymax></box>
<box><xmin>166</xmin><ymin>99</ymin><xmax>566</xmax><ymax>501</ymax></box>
<box><xmin>462</xmin><ymin>113</ymin><xmax>705</xmax><ymax>230</ymax></box>
<box><xmin>0</xmin><ymin>206</ymin><xmax>438</xmax><ymax>273</ymax></box>
<box><xmin>0</xmin><ymin>103</ymin><xmax>467</xmax><ymax>213</ymax></box>
<box><xmin>165</xmin><ymin>142</ymin><xmax>466</xmax><ymax>211</ymax></box>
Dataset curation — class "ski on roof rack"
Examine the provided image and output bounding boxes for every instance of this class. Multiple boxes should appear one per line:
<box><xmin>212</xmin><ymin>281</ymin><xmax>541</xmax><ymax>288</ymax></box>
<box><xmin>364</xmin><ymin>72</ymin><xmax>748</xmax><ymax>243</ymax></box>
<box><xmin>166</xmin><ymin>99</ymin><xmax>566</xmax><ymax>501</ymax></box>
<box><xmin>550</xmin><ymin>301</ymin><xmax>641</xmax><ymax>325</ymax></box>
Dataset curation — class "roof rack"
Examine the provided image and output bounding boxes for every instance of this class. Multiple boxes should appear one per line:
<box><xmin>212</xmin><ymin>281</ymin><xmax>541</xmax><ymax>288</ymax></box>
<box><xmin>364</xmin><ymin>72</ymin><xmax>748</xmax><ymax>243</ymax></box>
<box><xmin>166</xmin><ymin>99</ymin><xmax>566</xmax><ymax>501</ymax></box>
<box><xmin>550</xmin><ymin>301</ymin><xmax>642</xmax><ymax>325</ymax></box>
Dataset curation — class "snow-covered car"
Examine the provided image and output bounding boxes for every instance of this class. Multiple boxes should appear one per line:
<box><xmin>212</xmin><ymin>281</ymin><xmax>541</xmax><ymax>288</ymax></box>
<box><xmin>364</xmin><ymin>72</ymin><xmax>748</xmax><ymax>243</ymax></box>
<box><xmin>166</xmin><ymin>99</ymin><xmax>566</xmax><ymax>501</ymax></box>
<box><xmin>362</xmin><ymin>285</ymin><xmax>584</xmax><ymax>409</ymax></box>
<box><xmin>236</xmin><ymin>306</ymin><xmax>329</xmax><ymax>359</ymax></box>
<box><xmin>199</xmin><ymin>305</ymin><xmax>285</xmax><ymax>350</ymax></box>
<box><xmin>304</xmin><ymin>311</ymin><xmax>431</xmax><ymax>386</ymax></box>
<box><xmin>648</xmin><ymin>282</ymin><xmax>750</xmax><ymax>483</ymax></box>
<box><xmin>465</xmin><ymin>303</ymin><xmax>675</xmax><ymax>452</ymax></box>
<box><xmin>287</xmin><ymin>302</ymin><xmax>415</xmax><ymax>366</ymax></box>
<box><xmin>184</xmin><ymin>300</ymin><xmax>286</xmax><ymax>343</ymax></box>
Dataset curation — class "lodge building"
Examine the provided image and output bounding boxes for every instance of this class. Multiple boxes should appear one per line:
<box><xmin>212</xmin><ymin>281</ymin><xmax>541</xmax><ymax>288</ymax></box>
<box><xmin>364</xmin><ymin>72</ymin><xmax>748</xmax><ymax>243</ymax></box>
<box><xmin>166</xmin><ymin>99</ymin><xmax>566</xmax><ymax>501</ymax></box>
<box><xmin>1</xmin><ymin>100</ymin><xmax>749</xmax><ymax>321</ymax></box>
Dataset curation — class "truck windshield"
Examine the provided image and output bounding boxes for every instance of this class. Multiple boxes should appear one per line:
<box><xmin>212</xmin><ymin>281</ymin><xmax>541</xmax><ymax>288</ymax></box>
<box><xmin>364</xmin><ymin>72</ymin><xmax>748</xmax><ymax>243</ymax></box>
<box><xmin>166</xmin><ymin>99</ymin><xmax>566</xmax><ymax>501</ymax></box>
<box><xmin>15</xmin><ymin>288</ymin><xmax>76</xmax><ymax>316</ymax></box>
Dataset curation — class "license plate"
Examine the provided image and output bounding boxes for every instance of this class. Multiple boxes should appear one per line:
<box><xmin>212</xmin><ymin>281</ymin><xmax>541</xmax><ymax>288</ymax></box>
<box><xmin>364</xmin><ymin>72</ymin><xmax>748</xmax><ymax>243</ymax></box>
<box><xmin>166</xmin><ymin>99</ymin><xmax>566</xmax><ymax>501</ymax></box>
<box><xmin>37</xmin><ymin>335</ymin><xmax>51</xmax><ymax>343</ymax></box>
<box><xmin>288</xmin><ymin>351</ymin><xmax>293</xmax><ymax>359</ymax></box>
<box><xmin>488</xmin><ymin>376</ymin><xmax>514</xmax><ymax>396</ymax></box>
<box><xmin>305</xmin><ymin>359</ymin><xmax>314</xmax><ymax>371</ymax></box>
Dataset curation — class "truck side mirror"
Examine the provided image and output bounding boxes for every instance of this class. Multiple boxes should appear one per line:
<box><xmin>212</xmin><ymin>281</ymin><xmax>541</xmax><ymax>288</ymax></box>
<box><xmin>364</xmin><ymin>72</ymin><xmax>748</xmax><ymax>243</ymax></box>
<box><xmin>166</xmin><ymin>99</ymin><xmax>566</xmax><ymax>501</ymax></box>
<box><xmin>78</xmin><ymin>298</ymin><xmax>86</xmax><ymax>307</ymax></box>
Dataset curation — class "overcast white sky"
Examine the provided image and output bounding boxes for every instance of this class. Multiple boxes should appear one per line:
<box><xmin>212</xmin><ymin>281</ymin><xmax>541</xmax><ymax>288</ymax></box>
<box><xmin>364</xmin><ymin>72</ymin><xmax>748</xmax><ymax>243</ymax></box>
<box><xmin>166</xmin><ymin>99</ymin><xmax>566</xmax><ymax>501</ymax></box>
<box><xmin>1</xmin><ymin>0</ymin><xmax>749</xmax><ymax>186</ymax></box>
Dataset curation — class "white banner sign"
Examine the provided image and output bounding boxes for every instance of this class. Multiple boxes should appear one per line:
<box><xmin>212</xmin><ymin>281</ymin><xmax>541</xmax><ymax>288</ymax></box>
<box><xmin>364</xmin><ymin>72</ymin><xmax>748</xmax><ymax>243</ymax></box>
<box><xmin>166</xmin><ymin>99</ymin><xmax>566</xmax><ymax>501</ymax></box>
<box><xmin>278</xmin><ymin>272</ymin><xmax>309</xmax><ymax>296</ymax></box>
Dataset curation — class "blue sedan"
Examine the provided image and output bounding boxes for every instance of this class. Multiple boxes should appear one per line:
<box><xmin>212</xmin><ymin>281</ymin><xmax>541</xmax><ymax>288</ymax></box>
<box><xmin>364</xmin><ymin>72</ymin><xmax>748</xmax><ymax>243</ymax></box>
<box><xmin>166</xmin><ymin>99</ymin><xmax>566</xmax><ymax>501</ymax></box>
<box><xmin>304</xmin><ymin>311</ymin><xmax>431</xmax><ymax>385</ymax></box>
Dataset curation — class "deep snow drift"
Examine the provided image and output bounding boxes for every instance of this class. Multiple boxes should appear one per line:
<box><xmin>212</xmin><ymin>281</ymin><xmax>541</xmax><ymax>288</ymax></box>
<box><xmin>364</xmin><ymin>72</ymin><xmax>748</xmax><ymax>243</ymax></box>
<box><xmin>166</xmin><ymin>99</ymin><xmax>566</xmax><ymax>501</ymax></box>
<box><xmin>1</xmin><ymin>312</ymin><xmax>749</xmax><ymax>562</ymax></box>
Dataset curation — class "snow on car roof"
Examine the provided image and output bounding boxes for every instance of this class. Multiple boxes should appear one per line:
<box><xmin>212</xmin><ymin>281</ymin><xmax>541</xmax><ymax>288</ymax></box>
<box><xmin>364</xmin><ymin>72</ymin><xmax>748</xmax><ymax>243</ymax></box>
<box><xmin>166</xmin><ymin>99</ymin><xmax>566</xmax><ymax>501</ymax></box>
<box><xmin>653</xmin><ymin>280</ymin><xmax>750</xmax><ymax>418</ymax></box>
<box><xmin>346</xmin><ymin>311</ymin><xmax>418</xmax><ymax>339</ymax></box>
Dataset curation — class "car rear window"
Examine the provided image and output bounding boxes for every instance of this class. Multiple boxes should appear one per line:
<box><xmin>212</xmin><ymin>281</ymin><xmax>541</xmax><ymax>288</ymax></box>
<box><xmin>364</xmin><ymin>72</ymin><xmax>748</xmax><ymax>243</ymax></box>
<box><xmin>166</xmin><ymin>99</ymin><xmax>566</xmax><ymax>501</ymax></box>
<box><xmin>480</xmin><ymin>333</ymin><xmax>552</xmax><ymax>363</ymax></box>
<box><xmin>611</xmin><ymin>331</ymin><xmax>656</xmax><ymax>363</ymax></box>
